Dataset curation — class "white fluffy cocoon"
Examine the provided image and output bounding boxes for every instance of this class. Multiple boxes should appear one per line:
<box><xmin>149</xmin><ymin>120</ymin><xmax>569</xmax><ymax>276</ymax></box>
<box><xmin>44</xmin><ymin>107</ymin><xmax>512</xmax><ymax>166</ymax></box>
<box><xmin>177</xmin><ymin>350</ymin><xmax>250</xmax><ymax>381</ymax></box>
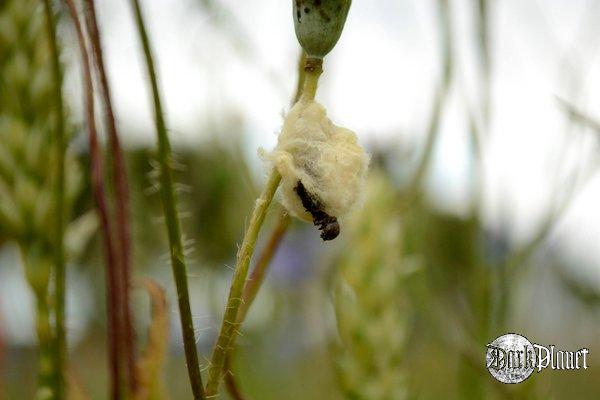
<box><xmin>263</xmin><ymin>100</ymin><xmax>369</xmax><ymax>222</ymax></box>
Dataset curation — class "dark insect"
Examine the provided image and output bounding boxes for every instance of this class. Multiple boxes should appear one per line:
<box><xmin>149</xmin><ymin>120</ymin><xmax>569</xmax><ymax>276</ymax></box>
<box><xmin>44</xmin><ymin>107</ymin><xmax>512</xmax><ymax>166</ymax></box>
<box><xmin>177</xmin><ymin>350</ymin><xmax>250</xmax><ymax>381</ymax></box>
<box><xmin>294</xmin><ymin>180</ymin><xmax>340</xmax><ymax>241</ymax></box>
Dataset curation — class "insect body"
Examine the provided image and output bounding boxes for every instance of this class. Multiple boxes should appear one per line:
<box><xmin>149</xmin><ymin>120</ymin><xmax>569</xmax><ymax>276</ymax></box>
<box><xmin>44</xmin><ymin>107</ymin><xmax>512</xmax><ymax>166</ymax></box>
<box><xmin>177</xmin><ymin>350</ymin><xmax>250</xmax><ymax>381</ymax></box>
<box><xmin>294</xmin><ymin>180</ymin><xmax>340</xmax><ymax>241</ymax></box>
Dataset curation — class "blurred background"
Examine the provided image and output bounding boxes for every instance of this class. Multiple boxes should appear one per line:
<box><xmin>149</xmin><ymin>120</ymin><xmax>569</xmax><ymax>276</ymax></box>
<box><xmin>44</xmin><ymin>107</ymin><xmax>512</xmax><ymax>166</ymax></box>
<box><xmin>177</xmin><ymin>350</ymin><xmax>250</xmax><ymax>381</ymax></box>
<box><xmin>1</xmin><ymin>0</ymin><xmax>600</xmax><ymax>398</ymax></box>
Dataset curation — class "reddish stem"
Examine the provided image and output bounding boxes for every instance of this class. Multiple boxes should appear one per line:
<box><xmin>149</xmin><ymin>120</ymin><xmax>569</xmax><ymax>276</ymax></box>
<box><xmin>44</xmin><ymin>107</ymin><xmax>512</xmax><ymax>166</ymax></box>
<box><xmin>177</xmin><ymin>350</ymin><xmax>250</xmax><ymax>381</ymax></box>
<box><xmin>82</xmin><ymin>0</ymin><xmax>137</xmax><ymax>394</ymax></box>
<box><xmin>64</xmin><ymin>1</ymin><xmax>123</xmax><ymax>398</ymax></box>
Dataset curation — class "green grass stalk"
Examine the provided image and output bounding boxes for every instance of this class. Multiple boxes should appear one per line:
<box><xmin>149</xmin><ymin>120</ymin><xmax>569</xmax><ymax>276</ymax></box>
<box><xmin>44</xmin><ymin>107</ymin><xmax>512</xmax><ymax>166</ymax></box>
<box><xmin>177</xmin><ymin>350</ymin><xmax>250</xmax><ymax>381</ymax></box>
<box><xmin>127</xmin><ymin>1</ymin><xmax>204</xmax><ymax>398</ymax></box>
<box><xmin>41</xmin><ymin>0</ymin><xmax>66</xmax><ymax>397</ymax></box>
<box><xmin>33</xmin><ymin>279</ymin><xmax>54</xmax><ymax>399</ymax></box>
<box><xmin>22</xmin><ymin>250</ymin><xmax>55</xmax><ymax>399</ymax></box>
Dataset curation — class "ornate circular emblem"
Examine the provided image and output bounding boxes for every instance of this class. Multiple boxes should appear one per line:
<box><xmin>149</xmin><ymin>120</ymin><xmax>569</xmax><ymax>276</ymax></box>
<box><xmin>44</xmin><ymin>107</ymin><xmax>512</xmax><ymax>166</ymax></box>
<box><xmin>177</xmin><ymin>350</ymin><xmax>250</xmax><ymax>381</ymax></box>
<box><xmin>486</xmin><ymin>333</ymin><xmax>536</xmax><ymax>384</ymax></box>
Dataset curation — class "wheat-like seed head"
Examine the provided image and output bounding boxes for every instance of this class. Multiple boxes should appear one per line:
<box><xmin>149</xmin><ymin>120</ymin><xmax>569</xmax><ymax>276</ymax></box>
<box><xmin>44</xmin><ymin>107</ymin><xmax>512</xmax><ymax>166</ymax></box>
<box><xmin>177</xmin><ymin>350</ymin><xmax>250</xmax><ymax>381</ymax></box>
<box><xmin>0</xmin><ymin>2</ymin><xmax>86</xmax><ymax>397</ymax></box>
<box><xmin>334</xmin><ymin>172</ymin><xmax>410</xmax><ymax>400</ymax></box>
<box><xmin>0</xmin><ymin>0</ymin><xmax>83</xmax><ymax>274</ymax></box>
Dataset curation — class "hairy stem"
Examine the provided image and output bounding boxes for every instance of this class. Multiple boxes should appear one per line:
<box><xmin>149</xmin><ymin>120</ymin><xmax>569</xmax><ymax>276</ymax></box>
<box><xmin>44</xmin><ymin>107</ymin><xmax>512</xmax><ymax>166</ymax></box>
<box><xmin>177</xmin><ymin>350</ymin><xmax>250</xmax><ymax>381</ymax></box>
<box><xmin>223</xmin><ymin>211</ymin><xmax>290</xmax><ymax>399</ymax></box>
<box><xmin>236</xmin><ymin>52</ymin><xmax>306</xmax><ymax>325</ymax></box>
<box><xmin>127</xmin><ymin>0</ymin><xmax>205</xmax><ymax>398</ymax></box>
<box><xmin>82</xmin><ymin>0</ymin><xmax>137</xmax><ymax>394</ymax></box>
<box><xmin>64</xmin><ymin>1</ymin><xmax>124</xmax><ymax>398</ymax></box>
<box><xmin>41</xmin><ymin>0</ymin><xmax>66</xmax><ymax>397</ymax></box>
<box><xmin>238</xmin><ymin>211</ymin><xmax>290</xmax><ymax>323</ymax></box>
<box><xmin>205</xmin><ymin>171</ymin><xmax>281</xmax><ymax>396</ymax></box>
<box><xmin>223</xmin><ymin>51</ymin><xmax>306</xmax><ymax>400</ymax></box>
<box><xmin>216</xmin><ymin>55</ymin><xmax>320</xmax><ymax>397</ymax></box>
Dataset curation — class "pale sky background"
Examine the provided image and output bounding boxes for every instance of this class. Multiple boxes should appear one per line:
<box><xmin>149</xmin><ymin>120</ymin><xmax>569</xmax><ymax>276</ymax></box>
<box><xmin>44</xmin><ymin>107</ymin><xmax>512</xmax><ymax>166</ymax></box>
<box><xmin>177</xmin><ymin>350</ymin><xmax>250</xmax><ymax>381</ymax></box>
<box><xmin>3</xmin><ymin>0</ymin><xmax>600</xmax><ymax>345</ymax></box>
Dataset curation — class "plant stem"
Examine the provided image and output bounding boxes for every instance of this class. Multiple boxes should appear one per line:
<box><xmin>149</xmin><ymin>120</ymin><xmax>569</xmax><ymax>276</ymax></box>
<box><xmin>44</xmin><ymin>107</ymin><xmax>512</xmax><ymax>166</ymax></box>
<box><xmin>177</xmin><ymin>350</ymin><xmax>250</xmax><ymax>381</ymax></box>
<box><xmin>223</xmin><ymin>356</ymin><xmax>246</xmax><ymax>400</ymax></box>
<box><xmin>22</xmin><ymin>249</ymin><xmax>55</xmax><ymax>399</ymax></box>
<box><xmin>127</xmin><ymin>1</ymin><xmax>205</xmax><ymax>398</ymax></box>
<box><xmin>82</xmin><ymin>0</ymin><xmax>137</xmax><ymax>394</ymax></box>
<box><xmin>223</xmin><ymin>211</ymin><xmax>290</xmax><ymax>399</ymax></box>
<box><xmin>205</xmin><ymin>170</ymin><xmax>281</xmax><ymax>396</ymax></box>
<box><xmin>211</xmin><ymin>55</ymin><xmax>321</xmax><ymax>397</ymax></box>
<box><xmin>228</xmin><ymin>51</ymin><xmax>307</xmax><ymax>331</ymax></box>
<box><xmin>64</xmin><ymin>1</ymin><xmax>124</xmax><ymax>398</ymax></box>
<box><xmin>299</xmin><ymin>57</ymin><xmax>323</xmax><ymax>102</ymax></box>
<box><xmin>237</xmin><ymin>211</ymin><xmax>290</xmax><ymax>323</ymax></box>
<box><xmin>41</xmin><ymin>0</ymin><xmax>66</xmax><ymax>397</ymax></box>
<box><xmin>293</xmin><ymin>51</ymin><xmax>308</xmax><ymax>103</ymax></box>
<box><xmin>223</xmin><ymin>51</ymin><xmax>305</xmax><ymax>400</ymax></box>
<box><xmin>34</xmin><ymin>285</ymin><xmax>54</xmax><ymax>399</ymax></box>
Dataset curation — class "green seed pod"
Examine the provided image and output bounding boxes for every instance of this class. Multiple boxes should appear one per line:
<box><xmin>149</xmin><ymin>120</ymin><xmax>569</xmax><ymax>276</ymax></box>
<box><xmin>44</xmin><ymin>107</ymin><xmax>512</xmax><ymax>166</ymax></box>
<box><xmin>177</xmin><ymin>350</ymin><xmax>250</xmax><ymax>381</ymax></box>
<box><xmin>293</xmin><ymin>0</ymin><xmax>351</xmax><ymax>58</ymax></box>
